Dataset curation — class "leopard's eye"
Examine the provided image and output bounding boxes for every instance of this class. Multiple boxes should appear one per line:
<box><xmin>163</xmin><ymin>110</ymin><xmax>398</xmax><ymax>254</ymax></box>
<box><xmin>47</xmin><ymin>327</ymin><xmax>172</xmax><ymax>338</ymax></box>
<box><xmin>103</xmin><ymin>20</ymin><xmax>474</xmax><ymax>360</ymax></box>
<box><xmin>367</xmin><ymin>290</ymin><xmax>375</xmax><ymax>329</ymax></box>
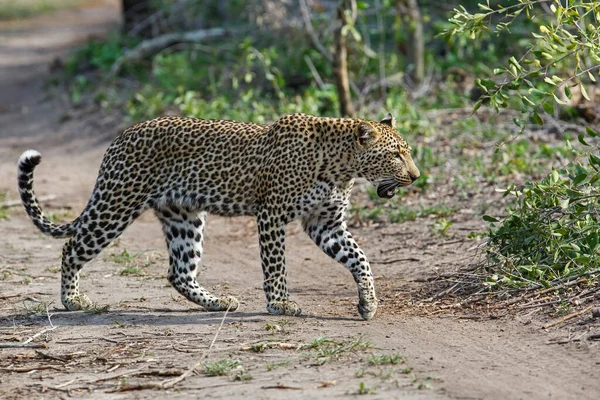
<box><xmin>396</xmin><ymin>153</ymin><xmax>404</xmax><ymax>160</ymax></box>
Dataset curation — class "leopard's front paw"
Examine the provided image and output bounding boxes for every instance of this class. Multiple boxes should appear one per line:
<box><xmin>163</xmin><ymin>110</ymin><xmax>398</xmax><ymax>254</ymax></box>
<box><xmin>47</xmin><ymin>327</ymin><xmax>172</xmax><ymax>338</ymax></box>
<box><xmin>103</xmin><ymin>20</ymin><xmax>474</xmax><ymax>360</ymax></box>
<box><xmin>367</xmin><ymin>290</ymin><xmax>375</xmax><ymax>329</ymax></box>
<box><xmin>358</xmin><ymin>299</ymin><xmax>377</xmax><ymax>320</ymax></box>
<box><xmin>209</xmin><ymin>296</ymin><xmax>240</xmax><ymax>312</ymax></box>
<box><xmin>62</xmin><ymin>293</ymin><xmax>93</xmax><ymax>311</ymax></box>
<box><xmin>266</xmin><ymin>300</ymin><xmax>302</xmax><ymax>316</ymax></box>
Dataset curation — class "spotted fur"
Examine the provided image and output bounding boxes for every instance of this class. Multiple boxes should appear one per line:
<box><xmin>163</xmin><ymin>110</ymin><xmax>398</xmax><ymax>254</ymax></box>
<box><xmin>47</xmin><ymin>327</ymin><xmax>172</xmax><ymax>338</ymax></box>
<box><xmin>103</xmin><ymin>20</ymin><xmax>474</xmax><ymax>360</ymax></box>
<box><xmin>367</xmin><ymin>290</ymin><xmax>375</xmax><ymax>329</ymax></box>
<box><xmin>17</xmin><ymin>113</ymin><xmax>419</xmax><ymax>319</ymax></box>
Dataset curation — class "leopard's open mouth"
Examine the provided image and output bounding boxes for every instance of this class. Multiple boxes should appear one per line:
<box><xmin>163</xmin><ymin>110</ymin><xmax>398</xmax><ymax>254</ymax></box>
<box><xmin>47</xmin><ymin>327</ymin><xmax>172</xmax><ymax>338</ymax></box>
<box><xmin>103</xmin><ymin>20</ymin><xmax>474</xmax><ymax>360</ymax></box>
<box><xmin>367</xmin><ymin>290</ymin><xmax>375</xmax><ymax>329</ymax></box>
<box><xmin>376</xmin><ymin>180</ymin><xmax>400</xmax><ymax>199</ymax></box>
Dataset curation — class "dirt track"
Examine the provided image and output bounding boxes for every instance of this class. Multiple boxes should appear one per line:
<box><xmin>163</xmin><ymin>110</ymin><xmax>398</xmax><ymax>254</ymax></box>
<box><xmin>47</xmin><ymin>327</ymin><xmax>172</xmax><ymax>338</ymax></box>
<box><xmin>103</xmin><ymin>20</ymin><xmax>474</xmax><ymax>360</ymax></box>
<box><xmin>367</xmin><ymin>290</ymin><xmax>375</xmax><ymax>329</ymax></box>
<box><xmin>1</xmin><ymin>1</ymin><xmax>599</xmax><ymax>399</ymax></box>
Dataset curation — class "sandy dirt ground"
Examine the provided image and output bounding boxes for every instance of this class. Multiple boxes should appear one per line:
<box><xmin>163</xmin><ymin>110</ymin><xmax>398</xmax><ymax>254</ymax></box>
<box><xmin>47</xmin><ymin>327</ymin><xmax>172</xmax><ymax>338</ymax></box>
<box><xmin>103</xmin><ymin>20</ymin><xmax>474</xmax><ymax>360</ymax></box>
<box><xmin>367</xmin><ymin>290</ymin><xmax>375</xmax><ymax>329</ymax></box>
<box><xmin>1</xmin><ymin>1</ymin><xmax>599</xmax><ymax>399</ymax></box>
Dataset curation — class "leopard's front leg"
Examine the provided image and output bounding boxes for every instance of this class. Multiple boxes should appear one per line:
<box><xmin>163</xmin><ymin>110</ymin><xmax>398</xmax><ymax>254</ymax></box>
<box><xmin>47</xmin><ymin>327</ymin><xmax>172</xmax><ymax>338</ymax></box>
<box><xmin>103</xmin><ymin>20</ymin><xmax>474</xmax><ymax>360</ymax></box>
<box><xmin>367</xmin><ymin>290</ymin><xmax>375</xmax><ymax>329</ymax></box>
<box><xmin>302</xmin><ymin>200</ymin><xmax>377</xmax><ymax>320</ymax></box>
<box><xmin>256</xmin><ymin>210</ymin><xmax>302</xmax><ymax>316</ymax></box>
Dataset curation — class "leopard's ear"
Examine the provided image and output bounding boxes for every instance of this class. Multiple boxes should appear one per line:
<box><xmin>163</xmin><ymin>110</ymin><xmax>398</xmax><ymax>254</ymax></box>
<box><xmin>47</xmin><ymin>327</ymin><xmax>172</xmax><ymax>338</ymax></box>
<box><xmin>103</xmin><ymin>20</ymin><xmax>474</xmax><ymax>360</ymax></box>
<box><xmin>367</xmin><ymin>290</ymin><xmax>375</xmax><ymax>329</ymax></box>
<box><xmin>355</xmin><ymin>122</ymin><xmax>379</xmax><ymax>147</ymax></box>
<box><xmin>380</xmin><ymin>113</ymin><xmax>396</xmax><ymax>128</ymax></box>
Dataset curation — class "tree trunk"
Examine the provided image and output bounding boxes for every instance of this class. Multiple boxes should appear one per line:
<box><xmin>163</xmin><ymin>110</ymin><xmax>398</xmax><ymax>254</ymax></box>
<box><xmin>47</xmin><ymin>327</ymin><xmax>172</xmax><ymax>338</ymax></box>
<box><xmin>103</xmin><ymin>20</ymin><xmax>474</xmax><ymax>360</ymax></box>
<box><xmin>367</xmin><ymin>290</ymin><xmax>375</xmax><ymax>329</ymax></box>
<box><xmin>333</xmin><ymin>0</ymin><xmax>356</xmax><ymax>118</ymax></box>
<box><xmin>397</xmin><ymin>0</ymin><xmax>424</xmax><ymax>86</ymax></box>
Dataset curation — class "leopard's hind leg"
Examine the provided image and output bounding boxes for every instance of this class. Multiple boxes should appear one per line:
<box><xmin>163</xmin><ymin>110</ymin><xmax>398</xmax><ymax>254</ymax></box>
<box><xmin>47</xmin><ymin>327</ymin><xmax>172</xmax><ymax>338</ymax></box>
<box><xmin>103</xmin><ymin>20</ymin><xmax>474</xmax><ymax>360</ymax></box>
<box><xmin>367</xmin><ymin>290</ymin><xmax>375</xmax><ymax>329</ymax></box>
<box><xmin>155</xmin><ymin>206</ymin><xmax>239</xmax><ymax>312</ymax></box>
<box><xmin>60</xmin><ymin>196</ymin><xmax>148</xmax><ymax>310</ymax></box>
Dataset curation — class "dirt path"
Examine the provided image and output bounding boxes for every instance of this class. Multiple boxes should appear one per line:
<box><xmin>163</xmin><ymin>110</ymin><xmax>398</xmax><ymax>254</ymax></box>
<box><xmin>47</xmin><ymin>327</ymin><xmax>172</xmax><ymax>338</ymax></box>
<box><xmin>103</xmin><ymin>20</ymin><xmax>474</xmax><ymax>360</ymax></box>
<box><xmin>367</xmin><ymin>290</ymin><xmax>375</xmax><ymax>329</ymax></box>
<box><xmin>1</xmin><ymin>3</ymin><xmax>599</xmax><ymax>399</ymax></box>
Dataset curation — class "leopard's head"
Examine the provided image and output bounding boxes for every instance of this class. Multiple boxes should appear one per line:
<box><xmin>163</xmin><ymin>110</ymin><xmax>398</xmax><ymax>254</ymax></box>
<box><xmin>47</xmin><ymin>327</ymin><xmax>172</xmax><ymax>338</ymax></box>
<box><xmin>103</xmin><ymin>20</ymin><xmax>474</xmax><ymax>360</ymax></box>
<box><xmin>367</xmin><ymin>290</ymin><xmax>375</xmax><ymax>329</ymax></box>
<box><xmin>353</xmin><ymin>113</ymin><xmax>420</xmax><ymax>199</ymax></box>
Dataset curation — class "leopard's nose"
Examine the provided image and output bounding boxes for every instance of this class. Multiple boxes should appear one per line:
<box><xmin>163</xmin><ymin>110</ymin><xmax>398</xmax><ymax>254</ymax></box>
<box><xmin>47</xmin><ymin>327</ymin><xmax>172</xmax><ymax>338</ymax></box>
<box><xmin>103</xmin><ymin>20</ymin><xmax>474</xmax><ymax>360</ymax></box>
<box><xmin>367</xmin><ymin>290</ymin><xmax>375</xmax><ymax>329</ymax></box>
<box><xmin>409</xmin><ymin>170</ymin><xmax>420</xmax><ymax>182</ymax></box>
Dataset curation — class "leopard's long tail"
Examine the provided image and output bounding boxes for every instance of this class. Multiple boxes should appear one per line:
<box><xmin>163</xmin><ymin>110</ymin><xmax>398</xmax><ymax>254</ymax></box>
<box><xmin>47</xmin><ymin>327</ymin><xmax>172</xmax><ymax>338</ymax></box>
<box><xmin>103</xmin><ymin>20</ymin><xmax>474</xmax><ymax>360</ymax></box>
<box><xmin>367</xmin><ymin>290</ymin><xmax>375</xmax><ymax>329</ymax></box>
<box><xmin>17</xmin><ymin>150</ymin><xmax>78</xmax><ymax>238</ymax></box>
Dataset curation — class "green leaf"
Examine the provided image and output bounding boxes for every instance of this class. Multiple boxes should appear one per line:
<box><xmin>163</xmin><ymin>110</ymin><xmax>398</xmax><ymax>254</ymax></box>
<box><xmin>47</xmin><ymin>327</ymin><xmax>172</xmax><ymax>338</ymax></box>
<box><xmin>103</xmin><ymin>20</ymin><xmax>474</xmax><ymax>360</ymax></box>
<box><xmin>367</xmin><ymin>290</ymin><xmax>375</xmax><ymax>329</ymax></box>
<box><xmin>564</xmin><ymin>85</ymin><xmax>572</xmax><ymax>100</ymax></box>
<box><xmin>356</xmin><ymin>1</ymin><xmax>369</xmax><ymax>9</ymax></box>
<box><xmin>542</xmin><ymin>102</ymin><xmax>554</xmax><ymax>115</ymax></box>
<box><xmin>578</xmin><ymin>134</ymin><xmax>591</xmax><ymax>146</ymax></box>
<box><xmin>482</xmin><ymin>215</ymin><xmax>499</xmax><ymax>223</ymax></box>
<box><xmin>587</xmin><ymin>233</ymin><xmax>599</xmax><ymax>251</ymax></box>
<box><xmin>589</xmin><ymin>153</ymin><xmax>600</xmax><ymax>167</ymax></box>
<box><xmin>574</xmin><ymin>256</ymin><xmax>590</xmax><ymax>265</ymax></box>
<box><xmin>522</xmin><ymin>96</ymin><xmax>535</xmax><ymax>106</ymax></box>
<box><xmin>580</xmin><ymin>84</ymin><xmax>591</xmax><ymax>101</ymax></box>
<box><xmin>586</xmin><ymin>126</ymin><xmax>598</xmax><ymax>137</ymax></box>
<box><xmin>553</xmin><ymin>93</ymin><xmax>568</xmax><ymax>105</ymax></box>
<box><xmin>560</xmin><ymin>198</ymin><xmax>570</xmax><ymax>209</ymax></box>
<box><xmin>589</xmin><ymin>172</ymin><xmax>600</xmax><ymax>184</ymax></box>
<box><xmin>530</xmin><ymin>111</ymin><xmax>543</xmax><ymax>125</ymax></box>
<box><xmin>571</xmin><ymin>173</ymin><xmax>587</xmax><ymax>185</ymax></box>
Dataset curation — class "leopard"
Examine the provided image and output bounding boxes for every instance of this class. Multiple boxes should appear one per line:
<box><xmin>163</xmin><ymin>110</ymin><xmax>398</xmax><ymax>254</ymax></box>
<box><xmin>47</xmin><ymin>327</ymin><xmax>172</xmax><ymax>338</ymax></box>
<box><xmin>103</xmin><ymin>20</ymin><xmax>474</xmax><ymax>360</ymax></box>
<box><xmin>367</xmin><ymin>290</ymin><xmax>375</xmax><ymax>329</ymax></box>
<box><xmin>17</xmin><ymin>112</ymin><xmax>420</xmax><ymax>320</ymax></box>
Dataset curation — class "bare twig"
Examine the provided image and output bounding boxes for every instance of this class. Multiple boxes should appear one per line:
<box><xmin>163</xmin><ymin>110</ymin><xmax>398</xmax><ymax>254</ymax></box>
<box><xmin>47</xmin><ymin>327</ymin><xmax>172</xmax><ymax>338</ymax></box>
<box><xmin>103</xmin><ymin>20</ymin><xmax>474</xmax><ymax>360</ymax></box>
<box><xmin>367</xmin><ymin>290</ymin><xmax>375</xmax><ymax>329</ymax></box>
<box><xmin>45</xmin><ymin>303</ymin><xmax>54</xmax><ymax>328</ymax></box>
<box><xmin>92</xmin><ymin>365</ymin><xmax>148</xmax><ymax>383</ymax></box>
<box><xmin>262</xmin><ymin>384</ymin><xmax>303</xmax><ymax>390</ymax></box>
<box><xmin>0</xmin><ymin>343</ymin><xmax>46</xmax><ymax>349</ymax></box>
<box><xmin>22</xmin><ymin>326</ymin><xmax>57</xmax><ymax>345</ymax></box>
<box><xmin>542</xmin><ymin>305</ymin><xmax>594</xmax><ymax>329</ymax></box>
<box><xmin>54</xmin><ymin>379</ymin><xmax>77</xmax><ymax>389</ymax></box>
<box><xmin>299</xmin><ymin>0</ymin><xmax>333</xmax><ymax>63</ymax></box>
<box><xmin>241</xmin><ymin>342</ymin><xmax>299</xmax><ymax>351</ymax></box>
<box><xmin>304</xmin><ymin>55</ymin><xmax>325</xmax><ymax>89</ymax></box>
<box><xmin>426</xmin><ymin>282</ymin><xmax>460</xmax><ymax>302</ymax></box>
<box><xmin>372</xmin><ymin>257</ymin><xmax>420</xmax><ymax>265</ymax></box>
<box><xmin>519</xmin><ymin>299</ymin><xmax>562</xmax><ymax>309</ymax></box>
<box><xmin>2</xmin><ymin>365</ymin><xmax>62</xmax><ymax>372</ymax></box>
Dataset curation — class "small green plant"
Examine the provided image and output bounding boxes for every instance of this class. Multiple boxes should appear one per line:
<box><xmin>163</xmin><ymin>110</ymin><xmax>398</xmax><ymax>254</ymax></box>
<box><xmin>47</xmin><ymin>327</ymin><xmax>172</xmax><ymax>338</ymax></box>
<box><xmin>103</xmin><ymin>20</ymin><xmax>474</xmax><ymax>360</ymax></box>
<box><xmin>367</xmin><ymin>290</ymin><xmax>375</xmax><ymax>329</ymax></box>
<box><xmin>299</xmin><ymin>336</ymin><xmax>373</xmax><ymax>365</ymax></box>
<box><xmin>358</xmin><ymin>381</ymin><xmax>376</xmax><ymax>395</ymax></box>
<box><xmin>265</xmin><ymin>360</ymin><xmax>289</xmax><ymax>371</ymax></box>
<box><xmin>0</xmin><ymin>191</ymin><xmax>9</xmax><ymax>220</ymax></box>
<box><xmin>22</xmin><ymin>300</ymin><xmax>50</xmax><ymax>315</ymax></box>
<box><xmin>109</xmin><ymin>249</ymin><xmax>151</xmax><ymax>276</ymax></box>
<box><xmin>555</xmin><ymin>297</ymin><xmax>571</xmax><ymax>317</ymax></box>
<box><xmin>204</xmin><ymin>359</ymin><xmax>242</xmax><ymax>377</ymax></box>
<box><xmin>110</xmin><ymin>249</ymin><xmax>137</xmax><ymax>264</ymax></box>
<box><xmin>299</xmin><ymin>337</ymin><xmax>335</xmax><ymax>350</ymax></box>
<box><xmin>368</xmin><ymin>353</ymin><xmax>405</xmax><ymax>366</ymax></box>
<box><xmin>432</xmin><ymin>218</ymin><xmax>453</xmax><ymax>237</ymax></box>
<box><xmin>120</xmin><ymin>266</ymin><xmax>142</xmax><ymax>276</ymax></box>
<box><xmin>249</xmin><ymin>343</ymin><xmax>268</xmax><ymax>353</ymax></box>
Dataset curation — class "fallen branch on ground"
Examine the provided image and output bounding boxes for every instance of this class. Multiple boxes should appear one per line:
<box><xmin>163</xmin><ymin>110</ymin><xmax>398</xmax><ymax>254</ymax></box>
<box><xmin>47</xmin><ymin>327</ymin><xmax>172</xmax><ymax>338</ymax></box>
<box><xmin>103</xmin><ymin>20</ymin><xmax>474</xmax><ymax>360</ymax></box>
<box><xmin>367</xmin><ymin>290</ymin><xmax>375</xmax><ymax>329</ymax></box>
<box><xmin>542</xmin><ymin>305</ymin><xmax>594</xmax><ymax>329</ymax></box>
<box><xmin>22</xmin><ymin>326</ymin><xmax>57</xmax><ymax>345</ymax></box>
<box><xmin>371</xmin><ymin>257</ymin><xmax>421</xmax><ymax>265</ymax></box>
<box><xmin>241</xmin><ymin>342</ymin><xmax>299</xmax><ymax>351</ymax></box>
<box><xmin>111</xmin><ymin>28</ymin><xmax>240</xmax><ymax>74</ymax></box>
<box><xmin>105</xmin><ymin>305</ymin><xmax>232</xmax><ymax>392</ymax></box>
<box><xmin>0</xmin><ymin>343</ymin><xmax>47</xmax><ymax>349</ymax></box>
<box><xmin>2</xmin><ymin>365</ymin><xmax>63</xmax><ymax>372</ymax></box>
